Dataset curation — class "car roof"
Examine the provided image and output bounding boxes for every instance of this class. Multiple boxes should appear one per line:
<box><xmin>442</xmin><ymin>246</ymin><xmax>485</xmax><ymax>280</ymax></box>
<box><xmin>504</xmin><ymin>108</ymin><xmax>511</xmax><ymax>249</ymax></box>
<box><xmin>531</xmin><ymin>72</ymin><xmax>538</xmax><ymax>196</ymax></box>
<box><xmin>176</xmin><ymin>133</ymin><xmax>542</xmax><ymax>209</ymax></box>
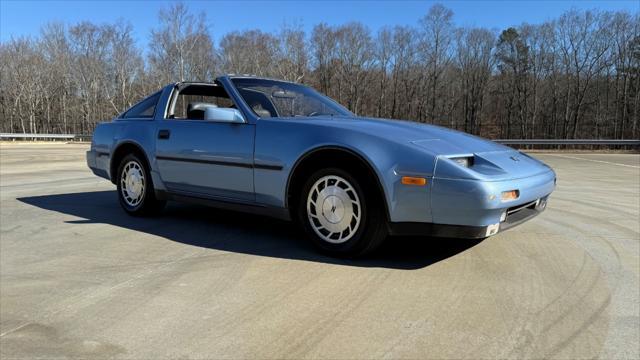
<box><xmin>173</xmin><ymin>75</ymin><xmax>299</xmax><ymax>88</ymax></box>
<box><xmin>225</xmin><ymin>74</ymin><xmax>295</xmax><ymax>82</ymax></box>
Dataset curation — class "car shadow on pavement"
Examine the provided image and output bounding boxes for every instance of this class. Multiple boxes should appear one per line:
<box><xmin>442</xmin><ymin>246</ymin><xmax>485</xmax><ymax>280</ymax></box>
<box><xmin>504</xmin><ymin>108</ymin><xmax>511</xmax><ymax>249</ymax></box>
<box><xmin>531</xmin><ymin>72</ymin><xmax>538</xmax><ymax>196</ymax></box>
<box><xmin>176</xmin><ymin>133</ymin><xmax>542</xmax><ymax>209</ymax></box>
<box><xmin>18</xmin><ymin>190</ymin><xmax>484</xmax><ymax>270</ymax></box>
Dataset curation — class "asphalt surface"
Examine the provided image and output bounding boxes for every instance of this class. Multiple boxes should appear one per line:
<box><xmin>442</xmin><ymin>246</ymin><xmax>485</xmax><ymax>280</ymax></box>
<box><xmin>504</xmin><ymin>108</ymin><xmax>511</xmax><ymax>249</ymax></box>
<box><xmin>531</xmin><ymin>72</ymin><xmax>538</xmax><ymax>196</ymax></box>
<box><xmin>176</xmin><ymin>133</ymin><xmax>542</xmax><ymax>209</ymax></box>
<box><xmin>1</xmin><ymin>143</ymin><xmax>638</xmax><ymax>359</ymax></box>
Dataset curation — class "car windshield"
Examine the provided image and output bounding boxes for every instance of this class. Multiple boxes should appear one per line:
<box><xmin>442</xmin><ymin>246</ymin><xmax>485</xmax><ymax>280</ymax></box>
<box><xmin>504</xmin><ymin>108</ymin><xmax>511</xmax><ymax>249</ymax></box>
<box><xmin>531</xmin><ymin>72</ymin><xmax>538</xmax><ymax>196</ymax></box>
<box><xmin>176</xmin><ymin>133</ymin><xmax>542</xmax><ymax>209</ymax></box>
<box><xmin>231</xmin><ymin>78</ymin><xmax>352</xmax><ymax>118</ymax></box>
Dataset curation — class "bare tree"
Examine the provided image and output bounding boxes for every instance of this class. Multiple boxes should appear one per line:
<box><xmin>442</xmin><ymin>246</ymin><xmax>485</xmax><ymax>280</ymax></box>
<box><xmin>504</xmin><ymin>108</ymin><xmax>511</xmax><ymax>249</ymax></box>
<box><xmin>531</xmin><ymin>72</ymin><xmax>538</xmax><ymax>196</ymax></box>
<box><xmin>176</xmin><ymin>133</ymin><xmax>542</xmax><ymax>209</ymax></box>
<box><xmin>557</xmin><ymin>9</ymin><xmax>612</xmax><ymax>138</ymax></box>
<box><xmin>0</xmin><ymin>2</ymin><xmax>637</xmax><ymax>141</ymax></box>
<box><xmin>310</xmin><ymin>23</ymin><xmax>338</xmax><ymax>96</ymax></box>
<box><xmin>276</xmin><ymin>24</ymin><xmax>308</xmax><ymax>82</ymax></box>
<box><xmin>388</xmin><ymin>26</ymin><xmax>419</xmax><ymax>119</ymax></box>
<box><xmin>219</xmin><ymin>30</ymin><xmax>279</xmax><ymax>76</ymax></box>
<box><xmin>495</xmin><ymin>27</ymin><xmax>531</xmax><ymax>138</ymax></box>
<box><xmin>149</xmin><ymin>2</ymin><xmax>214</xmax><ymax>83</ymax></box>
<box><xmin>106</xmin><ymin>21</ymin><xmax>144</xmax><ymax>114</ymax></box>
<box><xmin>375</xmin><ymin>27</ymin><xmax>393</xmax><ymax>117</ymax></box>
<box><xmin>456</xmin><ymin>27</ymin><xmax>495</xmax><ymax>134</ymax></box>
<box><xmin>419</xmin><ymin>4</ymin><xmax>454</xmax><ymax>121</ymax></box>
<box><xmin>334</xmin><ymin>22</ymin><xmax>374</xmax><ymax>115</ymax></box>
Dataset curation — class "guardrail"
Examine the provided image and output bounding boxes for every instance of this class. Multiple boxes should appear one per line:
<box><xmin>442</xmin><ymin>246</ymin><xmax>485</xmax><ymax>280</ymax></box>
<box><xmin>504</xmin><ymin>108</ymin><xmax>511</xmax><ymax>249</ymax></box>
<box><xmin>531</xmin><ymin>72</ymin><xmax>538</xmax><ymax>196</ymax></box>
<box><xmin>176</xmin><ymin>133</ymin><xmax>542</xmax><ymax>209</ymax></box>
<box><xmin>1</xmin><ymin>134</ymin><xmax>638</xmax><ymax>147</ymax></box>
<box><xmin>0</xmin><ymin>133</ymin><xmax>92</xmax><ymax>141</ymax></box>
<box><xmin>1</xmin><ymin>133</ymin><xmax>77</xmax><ymax>140</ymax></box>
<box><xmin>495</xmin><ymin>139</ymin><xmax>640</xmax><ymax>146</ymax></box>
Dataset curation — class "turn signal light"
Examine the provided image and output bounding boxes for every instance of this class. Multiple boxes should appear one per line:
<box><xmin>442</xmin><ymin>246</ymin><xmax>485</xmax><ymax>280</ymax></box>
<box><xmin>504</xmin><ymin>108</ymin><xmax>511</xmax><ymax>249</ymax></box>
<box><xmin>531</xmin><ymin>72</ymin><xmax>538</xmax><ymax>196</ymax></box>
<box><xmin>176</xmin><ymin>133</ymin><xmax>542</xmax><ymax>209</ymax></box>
<box><xmin>501</xmin><ymin>190</ymin><xmax>519</xmax><ymax>201</ymax></box>
<box><xmin>401</xmin><ymin>176</ymin><xmax>427</xmax><ymax>186</ymax></box>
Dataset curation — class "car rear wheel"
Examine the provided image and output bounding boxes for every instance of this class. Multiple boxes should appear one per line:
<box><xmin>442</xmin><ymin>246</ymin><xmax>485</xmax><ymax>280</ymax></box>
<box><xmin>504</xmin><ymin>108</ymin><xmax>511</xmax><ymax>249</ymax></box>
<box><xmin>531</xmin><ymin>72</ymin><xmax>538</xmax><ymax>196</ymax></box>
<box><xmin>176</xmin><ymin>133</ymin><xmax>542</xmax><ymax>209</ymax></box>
<box><xmin>116</xmin><ymin>153</ymin><xmax>165</xmax><ymax>216</ymax></box>
<box><xmin>298</xmin><ymin>168</ymin><xmax>387</xmax><ymax>257</ymax></box>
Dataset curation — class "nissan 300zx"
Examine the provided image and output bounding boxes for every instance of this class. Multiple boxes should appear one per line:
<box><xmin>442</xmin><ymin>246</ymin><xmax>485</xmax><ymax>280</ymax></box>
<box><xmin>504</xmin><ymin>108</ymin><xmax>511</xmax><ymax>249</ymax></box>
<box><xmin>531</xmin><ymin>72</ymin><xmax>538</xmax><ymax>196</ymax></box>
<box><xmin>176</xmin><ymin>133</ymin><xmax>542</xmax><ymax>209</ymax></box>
<box><xmin>87</xmin><ymin>75</ymin><xmax>556</xmax><ymax>257</ymax></box>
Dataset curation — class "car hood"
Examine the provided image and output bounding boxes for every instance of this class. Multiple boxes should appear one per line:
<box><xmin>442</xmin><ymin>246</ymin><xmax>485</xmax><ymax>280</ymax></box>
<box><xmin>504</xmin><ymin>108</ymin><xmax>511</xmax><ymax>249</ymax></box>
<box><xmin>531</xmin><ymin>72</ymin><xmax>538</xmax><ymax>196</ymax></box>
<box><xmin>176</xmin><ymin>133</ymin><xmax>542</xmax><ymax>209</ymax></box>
<box><xmin>300</xmin><ymin>116</ymin><xmax>552</xmax><ymax>180</ymax></box>
<box><xmin>305</xmin><ymin>116</ymin><xmax>511</xmax><ymax>155</ymax></box>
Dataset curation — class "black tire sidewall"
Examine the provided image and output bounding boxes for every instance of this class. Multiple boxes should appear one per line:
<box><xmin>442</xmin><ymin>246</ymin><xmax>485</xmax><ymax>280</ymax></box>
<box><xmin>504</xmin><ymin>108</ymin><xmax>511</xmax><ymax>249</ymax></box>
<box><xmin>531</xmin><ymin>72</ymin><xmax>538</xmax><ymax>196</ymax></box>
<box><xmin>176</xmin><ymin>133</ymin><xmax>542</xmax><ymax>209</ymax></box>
<box><xmin>116</xmin><ymin>154</ymin><xmax>151</xmax><ymax>214</ymax></box>
<box><xmin>297</xmin><ymin>167</ymin><xmax>385</xmax><ymax>256</ymax></box>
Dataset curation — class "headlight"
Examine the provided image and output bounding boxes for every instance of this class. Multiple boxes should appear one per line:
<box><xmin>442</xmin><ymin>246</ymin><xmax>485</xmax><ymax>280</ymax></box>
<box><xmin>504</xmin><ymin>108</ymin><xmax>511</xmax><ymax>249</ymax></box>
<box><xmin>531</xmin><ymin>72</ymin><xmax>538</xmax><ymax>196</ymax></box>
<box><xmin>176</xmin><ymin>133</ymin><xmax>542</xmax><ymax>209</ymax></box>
<box><xmin>450</xmin><ymin>156</ymin><xmax>474</xmax><ymax>167</ymax></box>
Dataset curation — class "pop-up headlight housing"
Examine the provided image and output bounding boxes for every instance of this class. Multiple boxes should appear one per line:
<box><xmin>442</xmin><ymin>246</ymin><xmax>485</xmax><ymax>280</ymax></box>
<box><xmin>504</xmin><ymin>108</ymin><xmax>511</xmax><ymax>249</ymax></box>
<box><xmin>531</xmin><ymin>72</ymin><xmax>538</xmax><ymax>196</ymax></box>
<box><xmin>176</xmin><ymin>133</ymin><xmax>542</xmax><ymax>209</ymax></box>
<box><xmin>450</xmin><ymin>156</ymin><xmax>474</xmax><ymax>168</ymax></box>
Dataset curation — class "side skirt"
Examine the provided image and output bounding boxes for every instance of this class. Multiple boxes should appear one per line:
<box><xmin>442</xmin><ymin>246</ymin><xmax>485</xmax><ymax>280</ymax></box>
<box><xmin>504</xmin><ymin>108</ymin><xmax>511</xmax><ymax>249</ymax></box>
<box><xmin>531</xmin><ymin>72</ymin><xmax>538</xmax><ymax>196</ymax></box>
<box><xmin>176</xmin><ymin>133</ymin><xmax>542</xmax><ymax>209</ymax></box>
<box><xmin>155</xmin><ymin>190</ymin><xmax>291</xmax><ymax>221</ymax></box>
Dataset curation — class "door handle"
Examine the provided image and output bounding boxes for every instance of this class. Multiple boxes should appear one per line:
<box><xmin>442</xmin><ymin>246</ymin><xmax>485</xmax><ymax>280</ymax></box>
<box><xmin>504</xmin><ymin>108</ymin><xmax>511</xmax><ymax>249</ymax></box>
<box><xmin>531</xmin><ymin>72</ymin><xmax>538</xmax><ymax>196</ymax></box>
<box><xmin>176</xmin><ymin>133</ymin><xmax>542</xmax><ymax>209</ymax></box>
<box><xmin>158</xmin><ymin>129</ymin><xmax>170</xmax><ymax>140</ymax></box>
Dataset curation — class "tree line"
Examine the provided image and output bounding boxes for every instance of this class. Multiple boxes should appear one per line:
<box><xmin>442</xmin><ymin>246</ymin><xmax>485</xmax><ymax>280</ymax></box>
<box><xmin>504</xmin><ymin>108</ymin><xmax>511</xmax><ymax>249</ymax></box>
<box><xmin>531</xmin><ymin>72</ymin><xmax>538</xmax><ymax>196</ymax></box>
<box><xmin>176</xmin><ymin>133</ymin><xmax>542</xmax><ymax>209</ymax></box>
<box><xmin>0</xmin><ymin>3</ymin><xmax>638</xmax><ymax>139</ymax></box>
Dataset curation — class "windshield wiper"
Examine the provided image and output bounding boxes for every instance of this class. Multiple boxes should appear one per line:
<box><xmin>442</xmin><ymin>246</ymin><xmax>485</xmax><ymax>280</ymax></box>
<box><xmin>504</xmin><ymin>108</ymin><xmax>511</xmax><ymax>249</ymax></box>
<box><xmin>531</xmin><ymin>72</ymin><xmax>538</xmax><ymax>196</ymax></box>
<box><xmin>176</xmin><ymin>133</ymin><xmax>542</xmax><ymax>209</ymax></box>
<box><xmin>308</xmin><ymin>112</ymin><xmax>335</xmax><ymax>117</ymax></box>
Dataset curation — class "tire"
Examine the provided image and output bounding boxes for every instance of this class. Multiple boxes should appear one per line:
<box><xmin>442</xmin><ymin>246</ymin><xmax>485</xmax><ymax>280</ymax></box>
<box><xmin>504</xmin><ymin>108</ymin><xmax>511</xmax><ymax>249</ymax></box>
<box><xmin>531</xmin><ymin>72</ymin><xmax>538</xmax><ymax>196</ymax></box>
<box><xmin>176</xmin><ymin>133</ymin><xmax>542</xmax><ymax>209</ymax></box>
<box><xmin>297</xmin><ymin>167</ymin><xmax>388</xmax><ymax>257</ymax></box>
<box><xmin>116</xmin><ymin>153</ymin><xmax>166</xmax><ymax>216</ymax></box>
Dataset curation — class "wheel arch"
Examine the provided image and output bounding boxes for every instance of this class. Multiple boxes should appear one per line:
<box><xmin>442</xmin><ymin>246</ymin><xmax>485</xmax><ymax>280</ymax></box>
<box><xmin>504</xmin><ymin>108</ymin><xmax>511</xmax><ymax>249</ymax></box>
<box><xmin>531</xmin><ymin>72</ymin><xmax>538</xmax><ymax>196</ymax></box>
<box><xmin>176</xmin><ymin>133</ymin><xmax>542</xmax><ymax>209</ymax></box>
<box><xmin>109</xmin><ymin>141</ymin><xmax>152</xmax><ymax>184</ymax></box>
<box><xmin>285</xmin><ymin>146</ymin><xmax>390</xmax><ymax>221</ymax></box>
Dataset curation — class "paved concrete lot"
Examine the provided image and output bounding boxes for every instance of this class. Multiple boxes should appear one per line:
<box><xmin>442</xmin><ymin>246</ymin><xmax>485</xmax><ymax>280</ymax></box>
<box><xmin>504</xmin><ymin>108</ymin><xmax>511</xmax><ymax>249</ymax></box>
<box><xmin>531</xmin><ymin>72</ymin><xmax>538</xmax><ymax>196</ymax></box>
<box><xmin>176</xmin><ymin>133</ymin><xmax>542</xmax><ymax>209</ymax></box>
<box><xmin>1</xmin><ymin>143</ymin><xmax>638</xmax><ymax>359</ymax></box>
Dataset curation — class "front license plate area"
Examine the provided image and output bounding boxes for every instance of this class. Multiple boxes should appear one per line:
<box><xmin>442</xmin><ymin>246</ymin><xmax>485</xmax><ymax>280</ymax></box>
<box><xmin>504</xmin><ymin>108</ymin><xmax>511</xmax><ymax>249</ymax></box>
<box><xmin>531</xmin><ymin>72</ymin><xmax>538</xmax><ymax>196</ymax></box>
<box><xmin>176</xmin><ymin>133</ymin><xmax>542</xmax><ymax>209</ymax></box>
<box><xmin>486</xmin><ymin>223</ymin><xmax>500</xmax><ymax>237</ymax></box>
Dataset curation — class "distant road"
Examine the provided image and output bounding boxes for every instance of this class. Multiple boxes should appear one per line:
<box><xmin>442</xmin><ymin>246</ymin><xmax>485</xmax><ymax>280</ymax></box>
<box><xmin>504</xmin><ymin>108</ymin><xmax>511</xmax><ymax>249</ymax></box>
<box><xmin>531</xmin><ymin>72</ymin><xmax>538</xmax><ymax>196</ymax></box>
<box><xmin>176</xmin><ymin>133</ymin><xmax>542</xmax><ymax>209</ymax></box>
<box><xmin>1</xmin><ymin>143</ymin><xmax>638</xmax><ymax>359</ymax></box>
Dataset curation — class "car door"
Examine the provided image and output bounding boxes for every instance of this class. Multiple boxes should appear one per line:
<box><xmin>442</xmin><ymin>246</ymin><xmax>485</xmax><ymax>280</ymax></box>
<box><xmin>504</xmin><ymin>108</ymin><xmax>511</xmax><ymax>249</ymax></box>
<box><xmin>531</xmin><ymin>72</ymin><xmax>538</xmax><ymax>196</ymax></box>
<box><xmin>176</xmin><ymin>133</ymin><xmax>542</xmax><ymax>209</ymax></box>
<box><xmin>155</xmin><ymin>119</ymin><xmax>255</xmax><ymax>201</ymax></box>
<box><xmin>154</xmin><ymin>83</ymin><xmax>255</xmax><ymax>202</ymax></box>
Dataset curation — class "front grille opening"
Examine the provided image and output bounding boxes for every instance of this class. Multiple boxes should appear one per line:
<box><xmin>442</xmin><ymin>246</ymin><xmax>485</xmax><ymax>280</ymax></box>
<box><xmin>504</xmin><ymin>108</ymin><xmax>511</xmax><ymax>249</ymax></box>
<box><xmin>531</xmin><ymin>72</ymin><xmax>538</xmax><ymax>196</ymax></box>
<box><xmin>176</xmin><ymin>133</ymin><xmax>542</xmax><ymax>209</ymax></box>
<box><xmin>507</xmin><ymin>200</ymin><xmax>537</xmax><ymax>215</ymax></box>
<box><xmin>504</xmin><ymin>200</ymin><xmax>539</xmax><ymax>224</ymax></box>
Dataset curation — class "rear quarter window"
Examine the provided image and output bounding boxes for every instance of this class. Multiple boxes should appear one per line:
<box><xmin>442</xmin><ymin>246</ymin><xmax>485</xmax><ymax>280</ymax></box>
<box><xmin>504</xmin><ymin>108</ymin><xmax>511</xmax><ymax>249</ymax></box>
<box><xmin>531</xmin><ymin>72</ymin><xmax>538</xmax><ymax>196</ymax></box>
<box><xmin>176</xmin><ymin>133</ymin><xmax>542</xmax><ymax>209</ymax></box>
<box><xmin>122</xmin><ymin>92</ymin><xmax>161</xmax><ymax>119</ymax></box>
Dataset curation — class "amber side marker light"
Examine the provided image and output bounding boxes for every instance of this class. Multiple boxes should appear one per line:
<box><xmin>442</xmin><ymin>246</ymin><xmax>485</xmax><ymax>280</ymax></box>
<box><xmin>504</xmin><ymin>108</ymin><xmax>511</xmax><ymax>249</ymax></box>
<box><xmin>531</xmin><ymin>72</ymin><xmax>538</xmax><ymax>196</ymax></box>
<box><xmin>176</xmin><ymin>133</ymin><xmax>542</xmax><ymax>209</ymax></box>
<box><xmin>402</xmin><ymin>176</ymin><xmax>427</xmax><ymax>186</ymax></box>
<box><xmin>501</xmin><ymin>190</ymin><xmax>520</xmax><ymax>201</ymax></box>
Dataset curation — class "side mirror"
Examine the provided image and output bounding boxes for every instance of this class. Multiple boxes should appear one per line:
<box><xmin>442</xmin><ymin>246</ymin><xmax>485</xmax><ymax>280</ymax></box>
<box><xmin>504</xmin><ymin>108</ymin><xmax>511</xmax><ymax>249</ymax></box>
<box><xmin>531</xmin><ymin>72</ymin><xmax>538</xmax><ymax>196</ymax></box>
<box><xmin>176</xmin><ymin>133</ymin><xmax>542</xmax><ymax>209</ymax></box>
<box><xmin>204</xmin><ymin>106</ymin><xmax>245</xmax><ymax>124</ymax></box>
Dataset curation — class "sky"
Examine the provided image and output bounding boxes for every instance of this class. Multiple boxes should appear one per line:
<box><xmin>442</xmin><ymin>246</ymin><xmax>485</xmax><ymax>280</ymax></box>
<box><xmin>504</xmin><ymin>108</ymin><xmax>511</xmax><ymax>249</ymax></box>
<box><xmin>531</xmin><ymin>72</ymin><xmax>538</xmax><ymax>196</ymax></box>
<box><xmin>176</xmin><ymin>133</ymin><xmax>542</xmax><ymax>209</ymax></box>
<box><xmin>1</xmin><ymin>0</ymin><xmax>638</xmax><ymax>47</ymax></box>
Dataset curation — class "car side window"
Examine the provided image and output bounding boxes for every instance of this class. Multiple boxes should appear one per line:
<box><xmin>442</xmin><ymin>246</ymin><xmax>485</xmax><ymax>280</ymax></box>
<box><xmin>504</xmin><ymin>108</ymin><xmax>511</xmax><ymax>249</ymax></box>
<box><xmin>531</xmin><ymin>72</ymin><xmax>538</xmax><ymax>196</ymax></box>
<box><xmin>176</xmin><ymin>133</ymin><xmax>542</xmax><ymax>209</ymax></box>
<box><xmin>170</xmin><ymin>85</ymin><xmax>235</xmax><ymax>120</ymax></box>
<box><xmin>122</xmin><ymin>92</ymin><xmax>161</xmax><ymax>119</ymax></box>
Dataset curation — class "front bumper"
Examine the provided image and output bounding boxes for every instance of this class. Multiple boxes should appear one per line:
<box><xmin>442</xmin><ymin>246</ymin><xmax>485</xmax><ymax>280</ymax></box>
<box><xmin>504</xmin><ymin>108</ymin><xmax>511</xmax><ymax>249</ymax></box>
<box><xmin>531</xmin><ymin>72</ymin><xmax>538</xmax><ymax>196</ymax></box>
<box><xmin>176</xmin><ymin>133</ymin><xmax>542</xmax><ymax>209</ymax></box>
<box><xmin>388</xmin><ymin>195</ymin><xmax>549</xmax><ymax>238</ymax></box>
<box><xmin>430</xmin><ymin>169</ymin><xmax>556</xmax><ymax>226</ymax></box>
<box><xmin>389</xmin><ymin>168</ymin><xmax>555</xmax><ymax>238</ymax></box>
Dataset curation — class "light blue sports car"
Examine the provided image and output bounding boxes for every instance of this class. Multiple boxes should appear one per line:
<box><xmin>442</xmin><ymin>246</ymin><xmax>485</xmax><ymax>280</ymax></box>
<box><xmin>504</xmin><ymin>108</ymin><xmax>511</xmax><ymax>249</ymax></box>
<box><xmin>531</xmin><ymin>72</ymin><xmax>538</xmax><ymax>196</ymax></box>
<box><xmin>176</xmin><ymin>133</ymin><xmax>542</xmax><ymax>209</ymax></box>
<box><xmin>87</xmin><ymin>75</ymin><xmax>556</xmax><ymax>257</ymax></box>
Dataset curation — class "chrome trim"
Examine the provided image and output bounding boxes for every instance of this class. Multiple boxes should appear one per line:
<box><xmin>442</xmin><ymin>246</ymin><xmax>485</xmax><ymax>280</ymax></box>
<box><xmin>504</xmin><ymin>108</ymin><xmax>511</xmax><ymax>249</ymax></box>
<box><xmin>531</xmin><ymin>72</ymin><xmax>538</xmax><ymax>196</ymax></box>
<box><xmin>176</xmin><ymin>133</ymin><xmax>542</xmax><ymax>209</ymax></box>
<box><xmin>507</xmin><ymin>200</ymin><xmax>538</xmax><ymax>215</ymax></box>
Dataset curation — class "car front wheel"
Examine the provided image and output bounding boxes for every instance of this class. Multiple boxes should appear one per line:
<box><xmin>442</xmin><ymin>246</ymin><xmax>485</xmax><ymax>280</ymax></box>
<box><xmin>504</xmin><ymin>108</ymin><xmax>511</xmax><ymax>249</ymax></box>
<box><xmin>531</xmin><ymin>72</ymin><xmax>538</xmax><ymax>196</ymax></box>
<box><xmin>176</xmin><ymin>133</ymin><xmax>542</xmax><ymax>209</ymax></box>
<box><xmin>298</xmin><ymin>168</ymin><xmax>387</xmax><ymax>257</ymax></box>
<box><xmin>116</xmin><ymin>153</ymin><xmax>165</xmax><ymax>216</ymax></box>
